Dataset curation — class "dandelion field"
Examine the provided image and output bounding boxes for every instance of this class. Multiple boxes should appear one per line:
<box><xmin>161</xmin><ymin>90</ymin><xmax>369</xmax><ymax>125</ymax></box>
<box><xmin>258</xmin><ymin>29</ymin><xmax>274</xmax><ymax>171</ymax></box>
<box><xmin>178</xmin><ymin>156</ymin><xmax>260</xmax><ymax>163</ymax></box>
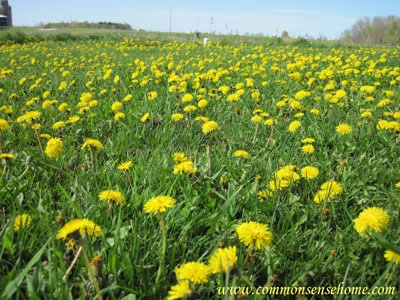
<box><xmin>1</xmin><ymin>36</ymin><xmax>400</xmax><ymax>299</ymax></box>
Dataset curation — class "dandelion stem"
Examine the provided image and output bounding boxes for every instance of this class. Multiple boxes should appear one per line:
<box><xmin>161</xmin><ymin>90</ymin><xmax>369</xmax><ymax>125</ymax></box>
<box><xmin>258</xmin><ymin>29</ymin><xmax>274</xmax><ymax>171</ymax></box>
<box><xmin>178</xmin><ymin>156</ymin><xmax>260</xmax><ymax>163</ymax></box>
<box><xmin>252</xmin><ymin>123</ymin><xmax>259</xmax><ymax>144</ymax></box>
<box><xmin>126</xmin><ymin>172</ymin><xmax>133</xmax><ymax>190</ymax></box>
<box><xmin>89</xmin><ymin>147</ymin><xmax>94</xmax><ymax>167</ymax></box>
<box><xmin>63</xmin><ymin>245</ymin><xmax>82</xmax><ymax>282</ymax></box>
<box><xmin>34</xmin><ymin>129</ymin><xmax>43</xmax><ymax>153</ymax></box>
<box><xmin>81</xmin><ymin>243</ymin><xmax>103</xmax><ymax>300</ymax></box>
<box><xmin>242</xmin><ymin>246</ymin><xmax>252</xmax><ymax>269</ymax></box>
<box><xmin>206</xmin><ymin>145</ymin><xmax>211</xmax><ymax>175</ymax></box>
<box><xmin>156</xmin><ymin>213</ymin><xmax>167</xmax><ymax>284</ymax></box>
<box><xmin>265</xmin><ymin>124</ymin><xmax>275</xmax><ymax>149</ymax></box>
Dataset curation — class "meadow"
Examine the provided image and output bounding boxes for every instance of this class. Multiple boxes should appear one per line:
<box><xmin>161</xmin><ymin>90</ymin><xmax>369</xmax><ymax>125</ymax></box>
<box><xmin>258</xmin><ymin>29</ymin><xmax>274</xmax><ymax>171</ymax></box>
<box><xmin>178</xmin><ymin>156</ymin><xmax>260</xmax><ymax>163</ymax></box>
<box><xmin>0</xmin><ymin>33</ymin><xmax>399</xmax><ymax>299</ymax></box>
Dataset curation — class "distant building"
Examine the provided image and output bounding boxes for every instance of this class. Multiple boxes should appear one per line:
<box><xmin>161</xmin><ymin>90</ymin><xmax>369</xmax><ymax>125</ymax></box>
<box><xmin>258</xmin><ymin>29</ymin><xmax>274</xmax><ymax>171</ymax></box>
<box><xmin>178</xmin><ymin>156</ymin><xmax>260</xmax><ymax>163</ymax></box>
<box><xmin>0</xmin><ymin>0</ymin><xmax>12</xmax><ymax>26</ymax></box>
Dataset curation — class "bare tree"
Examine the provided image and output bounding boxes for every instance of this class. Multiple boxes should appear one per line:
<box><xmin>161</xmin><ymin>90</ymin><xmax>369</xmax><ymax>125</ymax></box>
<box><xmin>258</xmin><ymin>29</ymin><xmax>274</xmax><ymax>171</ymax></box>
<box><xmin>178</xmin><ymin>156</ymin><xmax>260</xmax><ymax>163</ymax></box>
<box><xmin>343</xmin><ymin>15</ymin><xmax>400</xmax><ymax>45</ymax></box>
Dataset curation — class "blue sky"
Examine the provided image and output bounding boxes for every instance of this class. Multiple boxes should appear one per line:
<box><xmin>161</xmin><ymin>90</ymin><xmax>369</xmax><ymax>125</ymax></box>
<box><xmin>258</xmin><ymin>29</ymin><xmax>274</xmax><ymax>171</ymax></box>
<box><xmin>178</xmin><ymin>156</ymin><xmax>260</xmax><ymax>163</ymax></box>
<box><xmin>10</xmin><ymin>0</ymin><xmax>400</xmax><ymax>39</ymax></box>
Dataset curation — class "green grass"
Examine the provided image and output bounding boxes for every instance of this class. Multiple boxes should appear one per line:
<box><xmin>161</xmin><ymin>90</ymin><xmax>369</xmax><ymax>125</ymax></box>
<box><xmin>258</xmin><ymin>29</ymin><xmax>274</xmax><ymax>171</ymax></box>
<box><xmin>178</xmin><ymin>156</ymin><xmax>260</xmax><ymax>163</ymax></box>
<box><xmin>0</xmin><ymin>33</ymin><xmax>399</xmax><ymax>299</ymax></box>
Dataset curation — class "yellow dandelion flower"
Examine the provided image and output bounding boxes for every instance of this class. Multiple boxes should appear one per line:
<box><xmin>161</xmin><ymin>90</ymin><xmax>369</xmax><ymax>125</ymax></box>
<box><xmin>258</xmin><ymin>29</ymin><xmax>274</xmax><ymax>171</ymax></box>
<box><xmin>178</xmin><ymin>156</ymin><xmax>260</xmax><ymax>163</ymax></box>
<box><xmin>320</xmin><ymin>181</ymin><xmax>343</xmax><ymax>198</ymax></box>
<box><xmin>269</xmin><ymin>179</ymin><xmax>291</xmax><ymax>191</ymax></box>
<box><xmin>0</xmin><ymin>153</ymin><xmax>15</xmax><ymax>160</ymax></box>
<box><xmin>377</xmin><ymin>119</ymin><xmax>390</xmax><ymax>130</ymax></box>
<box><xmin>289</xmin><ymin>100</ymin><xmax>302</xmax><ymax>110</ymax></box>
<box><xmin>275</xmin><ymin>166</ymin><xmax>301</xmax><ymax>184</ymax></box>
<box><xmin>227</xmin><ymin>93</ymin><xmax>240</xmax><ymax>101</ymax></box>
<box><xmin>336</xmin><ymin>123</ymin><xmax>353</xmax><ymax>135</ymax></box>
<box><xmin>124</xmin><ymin>94</ymin><xmax>133</xmax><ymax>102</ymax></box>
<box><xmin>58</xmin><ymin>81</ymin><xmax>67</xmax><ymax>91</ymax></box>
<box><xmin>360</xmin><ymin>85</ymin><xmax>375</xmax><ymax>94</ymax></box>
<box><xmin>295</xmin><ymin>90</ymin><xmax>311</xmax><ymax>100</ymax></box>
<box><xmin>314</xmin><ymin>190</ymin><xmax>329</xmax><ymax>204</ymax></box>
<box><xmin>147</xmin><ymin>91</ymin><xmax>158</xmax><ymax>100</ymax></box>
<box><xmin>52</xmin><ymin>121</ymin><xmax>66</xmax><ymax>130</ymax></box>
<box><xmin>42</xmin><ymin>100</ymin><xmax>58</xmax><ymax>109</ymax></box>
<box><xmin>19</xmin><ymin>77</ymin><xmax>27</xmax><ymax>85</ymax></box>
<box><xmin>16</xmin><ymin>111</ymin><xmax>41</xmax><ymax>124</ymax></box>
<box><xmin>103</xmin><ymin>69</ymin><xmax>112</xmax><ymax>80</ymax></box>
<box><xmin>166</xmin><ymin>280</ymin><xmax>192</xmax><ymax>300</ymax></box>
<box><xmin>354</xmin><ymin>207</ymin><xmax>390</xmax><ymax>236</ymax></box>
<box><xmin>218</xmin><ymin>85</ymin><xmax>230</xmax><ymax>94</ymax></box>
<box><xmin>143</xmin><ymin>195</ymin><xmax>176</xmax><ymax>214</ymax></box>
<box><xmin>361</xmin><ymin>111</ymin><xmax>372</xmax><ymax>118</ymax></box>
<box><xmin>173</xmin><ymin>152</ymin><xmax>187</xmax><ymax>163</ymax></box>
<box><xmin>45</xmin><ymin>138</ymin><xmax>63</xmax><ymax>158</ymax></box>
<box><xmin>14</xmin><ymin>214</ymin><xmax>32</xmax><ymax>231</ymax></box>
<box><xmin>171</xmin><ymin>113</ymin><xmax>184</xmax><ymax>122</ymax></box>
<box><xmin>181</xmin><ymin>93</ymin><xmax>193</xmax><ymax>102</ymax></box>
<box><xmin>310</xmin><ymin>108</ymin><xmax>320</xmax><ymax>115</ymax></box>
<box><xmin>56</xmin><ymin>218</ymin><xmax>103</xmax><ymax>240</ymax></box>
<box><xmin>195</xmin><ymin>116</ymin><xmax>209</xmax><ymax>123</ymax></box>
<box><xmin>301</xmin><ymin>137</ymin><xmax>315</xmax><ymax>144</ymax></box>
<box><xmin>58</xmin><ymin>102</ymin><xmax>69</xmax><ymax>112</ymax></box>
<box><xmin>288</xmin><ymin>120</ymin><xmax>301</xmax><ymax>132</ymax></box>
<box><xmin>80</xmin><ymin>92</ymin><xmax>93</xmax><ymax>102</ymax></box>
<box><xmin>264</xmin><ymin>118</ymin><xmax>278</xmax><ymax>126</ymax></box>
<box><xmin>98</xmin><ymin>189</ymin><xmax>126</xmax><ymax>205</ymax></box>
<box><xmin>301</xmin><ymin>144</ymin><xmax>315</xmax><ymax>154</ymax></box>
<box><xmin>300</xmin><ymin>166</ymin><xmax>319</xmax><ymax>180</ymax></box>
<box><xmin>42</xmin><ymin>90</ymin><xmax>51</xmax><ymax>99</ymax></box>
<box><xmin>117</xmin><ymin>161</ymin><xmax>133</xmax><ymax>171</ymax></box>
<box><xmin>183</xmin><ymin>105</ymin><xmax>197</xmax><ymax>113</ymax></box>
<box><xmin>219</xmin><ymin>175</ymin><xmax>229</xmax><ymax>185</ymax></box>
<box><xmin>377</xmin><ymin>98</ymin><xmax>392</xmax><ymax>107</ymax></box>
<box><xmin>174</xmin><ymin>262</ymin><xmax>211</xmax><ymax>284</ymax></box>
<box><xmin>384</xmin><ymin>250</ymin><xmax>400</xmax><ymax>265</ymax></box>
<box><xmin>66</xmin><ymin>116</ymin><xmax>80</xmax><ymax>124</ymax></box>
<box><xmin>40</xmin><ymin>133</ymin><xmax>51</xmax><ymax>139</ymax></box>
<box><xmin>140</xmin><ymin>113</ymin><xmax>150</xmax><ymax>123</ymax></box>
<box><xmin>365</xmin><ymin>96</ymin><xmax>375</xmax><ymax>102</ymax></box>
<box><xmin>111</xmin><ymin>101</ymin><xmax>123</xmax><ymax>111</ymax></box>
<box><xmin>208</xmin><ymin>246</ymin><xmax>238</xmax><ymax>274</ymax></box>
<box><xmin>197</xmin><ymin>99</ymin><xmax>208</xmax><ymax>108</ymax></box>
<box><xmin>0</xmin><ymin>105</ymin><xmax>12</xmax><ymax>115</ymax></box>
<box><xmin>173</xmin><ymin>161</ymin><xmax>197</xmax><ymax>175</ymax></box>
<box><xmin>88</xmin><ymin>100</ymin><xmax>98</xmax><ymax>108</ymax></box>
<box><xmin>114</xmin><ymin>112</ymin><xmax>125</xmax><ymax>120</ymax></box>
<box><xmin>276</xmin><ymin>100</ymin><xmax>286</xmax><ymax>108</ymax></box>
<box><xmin>251</xmin><ymin>115</ymin><xmax>263</xmax><ymax>123</ymax></box>
<box><xmin>233</xmin><ymin>150</ymin><xmax>250</xmax><ymax>158</ymax></box>
<box><xmin>202</xmin><ymin>120</ymin><xmax>220</xmax><ymax>134</ymax></box>
<box><xmin>81</xmin><ymin>138</ymin><xmax>103</xmax><ymax>151</ymax></box>
<box><xmin>395</xmin><ymin>182</ymin><xmax>400</xmax><ymax>188</ymax></box>
<box><xmin>236</xmin><ymin>221</ymin><xmax>273</xmax><ymax>250</ymax></box>
<box><xmin>258</xmin><ymin>190</ymin><xmax>268</xmax><ymax>199</ymax></box>
<box><xmin>0</xmin><ymin>118</ymin><xmax>10</xmax><ymax>131</ymax></box>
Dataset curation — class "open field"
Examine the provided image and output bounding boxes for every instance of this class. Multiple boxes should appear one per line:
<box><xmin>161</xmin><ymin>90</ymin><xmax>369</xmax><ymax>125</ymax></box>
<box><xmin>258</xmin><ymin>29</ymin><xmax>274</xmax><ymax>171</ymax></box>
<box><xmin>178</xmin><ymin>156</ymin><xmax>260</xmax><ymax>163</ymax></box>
<box><xmin>0</xmin><ymin>26</ymin><xmax>333</xmax><ymax>46</ymax></box>
<box><xmin>0</xmin><ymin>32</ymin><xmax>399</xmax><ymax>299</ymax></box>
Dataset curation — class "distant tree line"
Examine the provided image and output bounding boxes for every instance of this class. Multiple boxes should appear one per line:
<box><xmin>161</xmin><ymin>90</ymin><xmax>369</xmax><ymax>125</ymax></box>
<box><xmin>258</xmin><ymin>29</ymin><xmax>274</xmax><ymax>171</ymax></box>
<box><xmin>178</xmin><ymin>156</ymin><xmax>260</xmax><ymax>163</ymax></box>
<box><xmin>341</xmin><ymin>15</ymin><xmax>400</xmax><ymax>45</ymax></box>
<box><xmin>41</xmin><ymin>21</ymin><xmax>132</xmax><ymax>30</ymax></box>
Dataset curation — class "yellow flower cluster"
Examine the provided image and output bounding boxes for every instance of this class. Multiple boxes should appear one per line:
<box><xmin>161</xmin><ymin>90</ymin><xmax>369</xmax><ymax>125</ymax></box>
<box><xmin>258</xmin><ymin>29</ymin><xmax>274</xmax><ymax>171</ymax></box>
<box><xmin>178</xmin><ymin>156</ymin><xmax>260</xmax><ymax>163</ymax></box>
<box><xmin>172</xmin><ymin>152</ymin><xmax>197</xmax><ymax>175</ymax></box>
<box><xmin>314</xmin><ymin>181</ymin><xmax>343</xmax><ymax>203</ymax></box>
